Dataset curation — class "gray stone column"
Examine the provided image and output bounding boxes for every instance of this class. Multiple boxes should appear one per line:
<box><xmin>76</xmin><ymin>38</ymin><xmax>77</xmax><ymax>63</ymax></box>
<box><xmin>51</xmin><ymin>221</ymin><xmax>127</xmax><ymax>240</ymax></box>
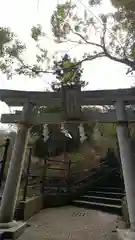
<box><xmin>6</xmin><ymin>132</ymin><xmax>16</xmax><ymax>171</ymax></box>
<box><xmin>116</xmin><ymin>101</ymin><xmax>135</xmax><ymax>231</ymax></box>
<box><xmin>0</xmin><ymin>103</ymin><xmax>33</xmax><ymax>223</ymax></box>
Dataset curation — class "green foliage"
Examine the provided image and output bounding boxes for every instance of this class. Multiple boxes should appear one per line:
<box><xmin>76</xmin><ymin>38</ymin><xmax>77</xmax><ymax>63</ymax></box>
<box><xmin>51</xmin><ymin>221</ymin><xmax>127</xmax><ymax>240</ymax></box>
<box><xmin>110</xmin><ymin>0</ymin><xmax>135</xmax><ymax>37</ymax></box>
<box><xmin>0</xmin><ymin>24</ymin><xmax>51</xmax><ymax>78</ymax></box>
<box><xmin>51</xmin><ymin>1</ymin><xmax>75</xmax><ymax>41</ymax></box>
<box><xmin>1</xmin><ymin>0</ymin><xmax>135</xmax><ymax>78</ymax></box>
<box><xmin>83</xmin><ymin>122</ymin><xmax>96</xmax><ymax>142</ymax></box>
<box><xmin>0</xmin><ymin>18</ymin><xmax>83</xmax><ymax>79</ymax></box>
<box><xmin>31</xmin><ymin>105</ymin><xmax>63</xmax><ymax>136</ymax></box>
<box><xmin>31</xmin><ymin>25</ymin><xmax>45</xmax><ymax>41</ymax></box>
<box><xmin>52</xmin><ymin>54</ymin><xmax>86</xmax><ymax>91</ymax></box>
<box><xmin>31</xmin><ymin>53</ymin><xmax>86</xmax><ymax>152</ymax></box>
<box><xmin>111</xmin><ymin>0</ymin><xmax>134</xmax><ymax>10</ymax></box>
<box><xmin>33</xmin><ymin>137</ymin><xmax>48</xmax><ymax>158</ymax></box>
<box><xmin>51</xmin><ymin>0</ymin><xmax>135</xmax><ymax>74</ymax></box>
<box><xmin>97</xmin><ymin>123</ymin><xmax>116</xmax><ymax>139</ymax></box>
<box><xmin>32</xmin><ymin>128</ymin><xmax>78</xmax><ymax>158</ymax></box>
<box><xmin>94</xmin><ymin>122</ymin><xmax>117</xmax><ymax>156</ymax></box>
<box><xmin>110</xmin><ymin>0</ymin><xmax>135</xmax><ymax>71</ymax></box>
<box><xmin>0</xmin><ymin>27</ymin><xmax>13</xmax><ymax>53</ymax></box>
<box><xmin>0</xmin><ymin>27</ymin><xmax>26</xmax><ymax>79</ymax></box>
<box><xmin>88</xmin><ymin>0</ymin><xmax>102</xmax><ymax>6</ymax></box>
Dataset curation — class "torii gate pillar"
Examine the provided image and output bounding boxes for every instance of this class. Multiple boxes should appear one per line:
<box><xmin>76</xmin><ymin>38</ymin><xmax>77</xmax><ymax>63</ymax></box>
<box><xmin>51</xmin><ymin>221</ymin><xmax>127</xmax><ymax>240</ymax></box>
<box><xmin>116</xmin><ymin>101</ymin><xmax>135</xmax><ymax>233</ymax></box>
<box><xmin>0</xmin><ymin>103</ymin><xmax>33</xmax><ymax>229</ymax></box>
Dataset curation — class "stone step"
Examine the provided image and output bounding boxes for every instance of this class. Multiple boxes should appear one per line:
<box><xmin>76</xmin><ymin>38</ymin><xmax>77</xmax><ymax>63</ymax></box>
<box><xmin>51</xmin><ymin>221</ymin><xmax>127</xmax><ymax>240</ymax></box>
<box><xmin>87</xmin><ymin>190</ymin><xmax>124</xmax><ymax>198</ymax></box>
<box><xmin>89</xmin><ymin>187</ymin><xmax>124</xmax><ymax>193</ymax></box>
<box><xmin>72</xmin><ymin>200</ymin><xmax>122</xmax><ymax>215</ymax></box>
<box><xmin>79</xmin><ymin>195</ymin><xmax>122</xmax><ymax>205</ymax></box>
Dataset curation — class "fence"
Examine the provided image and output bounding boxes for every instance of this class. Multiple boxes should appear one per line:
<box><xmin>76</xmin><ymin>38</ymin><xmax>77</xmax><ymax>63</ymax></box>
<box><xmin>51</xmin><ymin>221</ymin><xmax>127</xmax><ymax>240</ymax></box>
<box><xmin>20</xmin><ymin>146</ymin><xmax>45</xmax><ymax>201</ymax></box>
<box><xmin>20</xmin><ymin>149</ymin><xmax>73</xmax><ymax>199</ymax></box>
<box><xmin>0</xmin><ymin>136</ymin><xmax>122</xmax><ymax>221</ymax></box>
<box><xmin>43</xmin><ymin>158</ymin><xmax>71</xmax><ymax>194</ymax></box>
<box><xmin>19</xmin><ymin>144</ymin><xmax>121</xmax><ymax>202</ymax></box>
<box><xmin>21</xmin><ymin>152</ymin><xmax>71</xmax><ymax>199</ymax></box>
<box><xmin>0</xmin><ymin>139</ymin><xmax>112</xmax><ymax>202</ymax></box>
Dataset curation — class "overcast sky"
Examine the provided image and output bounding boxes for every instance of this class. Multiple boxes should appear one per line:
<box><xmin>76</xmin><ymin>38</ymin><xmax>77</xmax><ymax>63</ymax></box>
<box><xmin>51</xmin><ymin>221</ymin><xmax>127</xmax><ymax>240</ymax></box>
<box><xmin>0</xmin><ymin>0</ymin><xmax>134</xmax><ymax>128</ymax></box>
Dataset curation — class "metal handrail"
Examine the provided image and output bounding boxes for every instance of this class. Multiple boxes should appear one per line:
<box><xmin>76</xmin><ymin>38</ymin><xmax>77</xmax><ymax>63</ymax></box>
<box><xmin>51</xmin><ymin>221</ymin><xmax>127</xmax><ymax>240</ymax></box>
<box><xmin>71</xmin><ymin>159</ymin><xmax>109</xmax><ymax>184</ymax></box>
<box><xmin>74</xmin><ymin>166</ymin><xmax>118</xmax><ymax>185</ymax></box>
<box><xmin>71</xmin><ymin>167</ymin><xmax>119</xmax><ymax>196</ymax></box>
<box><xmin>43</xmin><ymin>153</ymin><xmax>120</xmax><ymax>195</ymax></box>
<box><xmin>47</xmin><ymin>159</ymin><xmax>69</xmax><ymax>164</ymax></box>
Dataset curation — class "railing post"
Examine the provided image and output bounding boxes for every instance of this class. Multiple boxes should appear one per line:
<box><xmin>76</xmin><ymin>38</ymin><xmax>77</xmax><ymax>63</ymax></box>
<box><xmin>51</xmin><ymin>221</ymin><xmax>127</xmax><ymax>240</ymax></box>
<box><xmin>116</xmin><ymin>101</ymin><xmax>135</xmax><ymax>231</ymax></box>
<box><xmin>40</xmin><ymin>158</ymin><xmax>47</xmax><ymax>194</ymax></box>
<box><xmin>67</xmin><ymin>159</ymin><xmax>72</xmax><ymax>193</ymax></box>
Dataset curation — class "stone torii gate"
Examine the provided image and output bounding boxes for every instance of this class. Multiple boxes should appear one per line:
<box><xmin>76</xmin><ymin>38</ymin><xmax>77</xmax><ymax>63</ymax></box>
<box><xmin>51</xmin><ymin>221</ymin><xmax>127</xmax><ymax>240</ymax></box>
<box><xmin>0</xmin><ymin>85</ymin><xmax>135</xmax><ymax>239</ymax></box>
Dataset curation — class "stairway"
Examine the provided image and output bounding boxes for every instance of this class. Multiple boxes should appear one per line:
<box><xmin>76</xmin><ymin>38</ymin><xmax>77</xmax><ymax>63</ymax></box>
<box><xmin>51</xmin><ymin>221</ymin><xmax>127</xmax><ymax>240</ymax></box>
<box><xmin>72</xmin><ymin>161</ymin><xmax>124</xmax><ymax>215</ymax></box>
<box><xmin>72</xmin><ymin>186</ymin><xmax>124</xmax><ymax>215</ymax></box>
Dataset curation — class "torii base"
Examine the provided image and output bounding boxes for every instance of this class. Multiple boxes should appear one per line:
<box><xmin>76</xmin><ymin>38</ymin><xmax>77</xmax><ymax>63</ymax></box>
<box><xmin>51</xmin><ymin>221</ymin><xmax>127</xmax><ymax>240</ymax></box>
<box><xmin>0</xmin><ymin>221</ymin><xmax>27</xmax><ymax>239</ymax></box>
<box><xmin>117</xmin><ymin>228</ymin><xmax>135</xmax><ymax>240</ymax></box>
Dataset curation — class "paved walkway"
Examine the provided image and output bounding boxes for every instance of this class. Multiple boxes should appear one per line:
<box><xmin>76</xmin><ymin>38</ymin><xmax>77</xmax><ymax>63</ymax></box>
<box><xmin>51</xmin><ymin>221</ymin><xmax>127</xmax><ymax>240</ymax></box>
<box><xmin>18</xmin><ymin>206</ymin><xmax>119</xmax><ymax>240</ymax></box>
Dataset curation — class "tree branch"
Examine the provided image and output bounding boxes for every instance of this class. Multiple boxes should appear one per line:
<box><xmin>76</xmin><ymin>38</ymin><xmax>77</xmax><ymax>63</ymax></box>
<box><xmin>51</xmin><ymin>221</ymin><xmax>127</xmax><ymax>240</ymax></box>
<box><xmin>16</xmin><ymin>31</ymin><xmax>135</xmax><ymax>77</ymax></box>
<box><xmin>16</xmin><ymin>53</ymin><xmax>105</xmax><ymax>76</ymax></box>
<box><xmin>16</xmin><ymin>57</ymin><xmax>53</xmax><ymax>74</ymax></box>
<box><xmin>103</xmin><ymin>48</ymin><xmax>135</xmax><ymax>67</ymax></box>
<box><xmin>72</xmin><ymin>30</ymin><xmax>104</xmax><ymax>49</ymax></box>
<box><xmin>101</xmin><ymin>23</ymin><xmax>135</xmax><ymax>69</ymax></box>
<box><xmin>71</xmin><ymin>26</ymin><xmax>135</xmax><ymax>71</ymax></box>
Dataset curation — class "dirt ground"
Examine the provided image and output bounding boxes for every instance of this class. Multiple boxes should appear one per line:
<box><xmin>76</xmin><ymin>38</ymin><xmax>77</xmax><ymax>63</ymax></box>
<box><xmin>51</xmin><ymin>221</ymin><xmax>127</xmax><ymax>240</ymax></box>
<box><xmin>18</xmin><ymin>206</ymin><xmax>120</xmax><ymax>240</ymax></box>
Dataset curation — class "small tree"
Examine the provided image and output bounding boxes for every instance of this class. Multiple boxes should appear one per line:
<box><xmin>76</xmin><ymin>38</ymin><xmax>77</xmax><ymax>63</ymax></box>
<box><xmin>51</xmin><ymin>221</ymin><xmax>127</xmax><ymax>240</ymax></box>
<box><xmin>51</xmin><ymin>53</ymin><xmax>86</xmax><ymax>91</ymax></box>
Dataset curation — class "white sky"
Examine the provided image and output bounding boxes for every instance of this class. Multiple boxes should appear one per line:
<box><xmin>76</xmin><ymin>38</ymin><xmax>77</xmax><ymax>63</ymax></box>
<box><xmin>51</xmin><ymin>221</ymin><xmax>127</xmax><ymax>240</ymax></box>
<box><xmin>0</xmin><ymin>0</ymin><xmax>134</xmax><ymax>129</ymax></box>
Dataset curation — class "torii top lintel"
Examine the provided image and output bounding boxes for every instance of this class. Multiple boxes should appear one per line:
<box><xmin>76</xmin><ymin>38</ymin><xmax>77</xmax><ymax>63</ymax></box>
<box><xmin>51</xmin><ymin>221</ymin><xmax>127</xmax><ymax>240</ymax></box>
<box><xmin>0</xmin><ymin>88</ymin><xmax>135</xmax><ymax>106</ymax></box>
